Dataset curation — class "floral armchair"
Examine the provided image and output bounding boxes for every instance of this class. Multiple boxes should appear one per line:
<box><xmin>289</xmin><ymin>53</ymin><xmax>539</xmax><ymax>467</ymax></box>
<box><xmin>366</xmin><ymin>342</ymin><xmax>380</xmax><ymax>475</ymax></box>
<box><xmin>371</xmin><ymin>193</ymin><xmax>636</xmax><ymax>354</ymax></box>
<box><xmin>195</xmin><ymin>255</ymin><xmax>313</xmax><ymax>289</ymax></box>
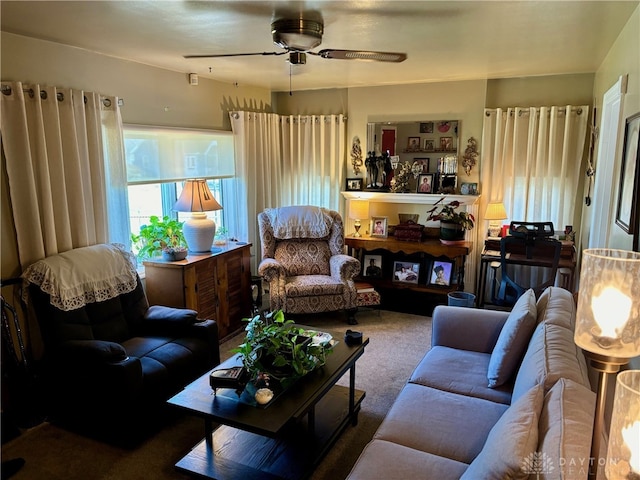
<box><xmin>258</xmin><ymin>206</ymin><xmax>360</xmax><ymax>324</ymax></box>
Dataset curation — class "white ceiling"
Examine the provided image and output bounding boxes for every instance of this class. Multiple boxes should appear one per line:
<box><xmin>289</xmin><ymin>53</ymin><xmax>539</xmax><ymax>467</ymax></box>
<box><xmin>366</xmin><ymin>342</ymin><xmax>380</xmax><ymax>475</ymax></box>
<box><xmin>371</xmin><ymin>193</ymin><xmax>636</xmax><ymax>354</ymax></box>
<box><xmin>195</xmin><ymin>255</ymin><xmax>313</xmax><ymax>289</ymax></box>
<box><xmin>1</xmin><ymin>1</ymin><xmax>638</xmax><ymax>92</ymax></box>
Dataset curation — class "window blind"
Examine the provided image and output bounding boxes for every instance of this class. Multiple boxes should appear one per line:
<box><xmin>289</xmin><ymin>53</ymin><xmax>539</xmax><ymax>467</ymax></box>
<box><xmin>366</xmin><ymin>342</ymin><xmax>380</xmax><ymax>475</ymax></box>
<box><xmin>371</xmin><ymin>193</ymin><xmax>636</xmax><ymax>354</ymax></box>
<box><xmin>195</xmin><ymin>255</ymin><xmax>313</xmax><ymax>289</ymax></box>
<box><xmin>124</xmin><ymin>125</ymin><xmax>235</xmax><ymax>185</ymax></box>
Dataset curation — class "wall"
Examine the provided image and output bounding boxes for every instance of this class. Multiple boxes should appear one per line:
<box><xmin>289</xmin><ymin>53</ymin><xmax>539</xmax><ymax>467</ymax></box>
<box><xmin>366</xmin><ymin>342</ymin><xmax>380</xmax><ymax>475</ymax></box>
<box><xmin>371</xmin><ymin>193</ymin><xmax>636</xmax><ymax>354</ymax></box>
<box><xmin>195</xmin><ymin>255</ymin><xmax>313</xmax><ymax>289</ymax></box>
<box><xmin>589</xmin><ymin>5</ymin><xmax>640</xmax><ymax>252</ymax></box>
<box><xmin>0</xmin><ymin>32</ymin><xmax>273</xmax><ymax>279</ymax></box>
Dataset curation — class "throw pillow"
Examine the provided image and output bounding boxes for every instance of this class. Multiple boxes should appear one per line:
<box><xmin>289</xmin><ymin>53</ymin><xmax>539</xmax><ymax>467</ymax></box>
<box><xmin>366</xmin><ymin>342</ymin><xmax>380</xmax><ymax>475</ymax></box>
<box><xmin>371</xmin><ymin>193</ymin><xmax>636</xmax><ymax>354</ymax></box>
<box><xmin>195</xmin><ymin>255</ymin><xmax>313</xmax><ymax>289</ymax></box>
<box><xmin>460</xmin><ymin>383</ymin><xmax>544</xmax><ymax>480</ymax></box>
<box><xmin>487</xmin><ymin>289</ymin><xmax>537</xmax><ymax>388</ymax></box>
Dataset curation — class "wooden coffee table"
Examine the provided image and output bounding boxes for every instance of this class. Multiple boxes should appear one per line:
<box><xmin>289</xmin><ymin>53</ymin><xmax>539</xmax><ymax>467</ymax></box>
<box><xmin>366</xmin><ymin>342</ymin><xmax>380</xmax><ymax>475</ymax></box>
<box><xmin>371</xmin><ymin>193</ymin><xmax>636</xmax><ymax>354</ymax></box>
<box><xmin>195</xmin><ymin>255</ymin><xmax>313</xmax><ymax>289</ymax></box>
<box><xmin>167</xmin><ymin>326</ymin><xmax>368</xmax><ymax>480</ymax></box>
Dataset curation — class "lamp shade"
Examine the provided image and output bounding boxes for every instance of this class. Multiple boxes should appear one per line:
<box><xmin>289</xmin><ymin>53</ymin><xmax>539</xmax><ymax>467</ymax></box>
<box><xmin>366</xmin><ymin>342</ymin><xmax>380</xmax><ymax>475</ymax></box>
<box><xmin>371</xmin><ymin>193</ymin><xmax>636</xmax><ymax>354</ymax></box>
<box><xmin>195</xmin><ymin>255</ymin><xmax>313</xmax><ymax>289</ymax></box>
<box><xmin>173</xmin><ymin>179</ymin><xmax>222</xmax><ymax>253</ymax></box>
<box><xmin>574</xmin><ymin>249</ymin><xmax>640</xmax><ymax>358</ymax></box>
<box><xmin>484</xmin><ymin>202</ymin><xmax>508</xmax><ymax>220</ymax></box>
<box><xmin>606</xmin><ymin>370</ymin><xmax>640</xmax><ymax>479</ymax></box>
<box><xmin>173</xmin><ymin>179</ymin><xmax>222</xmax><ymax>213</ymax></box>
<box><xmin>349</xmin><ymin>200</ymin><xmax>370</xmax><ymax>220</ymax></box>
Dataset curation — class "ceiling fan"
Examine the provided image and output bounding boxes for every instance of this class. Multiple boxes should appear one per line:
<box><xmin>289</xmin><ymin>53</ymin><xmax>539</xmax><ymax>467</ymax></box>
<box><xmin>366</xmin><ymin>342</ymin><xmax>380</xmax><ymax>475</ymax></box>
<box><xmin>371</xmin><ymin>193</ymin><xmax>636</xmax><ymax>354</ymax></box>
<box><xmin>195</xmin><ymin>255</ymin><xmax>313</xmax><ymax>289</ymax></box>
<box><xmin>184</xmin><ymin>17</ymin><xmax>407</xmax><ymax>66</ymax></box>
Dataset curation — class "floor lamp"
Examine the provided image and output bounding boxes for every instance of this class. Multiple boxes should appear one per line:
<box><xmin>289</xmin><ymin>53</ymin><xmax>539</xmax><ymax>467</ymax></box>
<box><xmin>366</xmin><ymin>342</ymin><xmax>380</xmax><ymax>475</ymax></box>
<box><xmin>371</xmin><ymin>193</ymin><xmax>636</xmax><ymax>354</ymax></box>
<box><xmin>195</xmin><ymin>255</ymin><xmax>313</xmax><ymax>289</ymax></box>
<box><xmin>573</xmin><ymin>249</ymin><xmax>640</xmax><ymax>478</ymax></box>
<box><xmin>606</xmin><ymin>369</ymin><xmax>640</xmax><ymax>480</ymax></box>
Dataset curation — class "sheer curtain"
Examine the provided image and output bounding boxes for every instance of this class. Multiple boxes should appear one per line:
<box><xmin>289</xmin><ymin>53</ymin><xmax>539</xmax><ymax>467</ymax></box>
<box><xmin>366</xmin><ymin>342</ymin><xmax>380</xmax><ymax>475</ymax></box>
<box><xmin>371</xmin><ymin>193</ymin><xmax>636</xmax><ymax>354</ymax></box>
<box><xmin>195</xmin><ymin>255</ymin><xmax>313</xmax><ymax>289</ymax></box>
<box><xmin>1</xmin><ymin>81</ymin><xmax>128</xmax><ymax>270</ymax></box>
<box><xmin>481</xmin><ymin>106</ymin><xmax>588</xmax><ymax>226</ymax></box>
<box><xmin>480</xmin><ymin>105</ymin><xmax>589</xmax><ymax>291</ymax></box>
<box><xmin>229</xmin><ymin>111</ymin><xmax>346</xmax><ymax>273</ymax></box>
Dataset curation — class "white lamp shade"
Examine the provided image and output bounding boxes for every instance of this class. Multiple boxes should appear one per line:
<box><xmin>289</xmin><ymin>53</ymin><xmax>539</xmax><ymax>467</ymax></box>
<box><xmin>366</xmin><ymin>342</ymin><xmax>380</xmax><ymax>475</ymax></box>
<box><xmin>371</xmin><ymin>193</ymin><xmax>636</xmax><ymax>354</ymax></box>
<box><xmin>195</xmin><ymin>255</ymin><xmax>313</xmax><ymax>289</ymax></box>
<box><xmin>174</xmin><ymin>179</ymin><xmax>222</xmax><ymax>213</ymax></box>
<box><xmin>349</xmin><ymin>200</ymin><xmax>370</xmax><ymax>220</ymax></box>
<box><xmin>484</xmin><ymin>202</ymin><xmax>508</xmax><ymax>220</ymax></box>
<box><xmin>574</xmin><ymin>249</ymin><xmax>640</xmax><ymax>358</ymax></box>
<box><xmin>174</xmin><ymin>179</ymin><xmax>222</xmax><ymax>253</ymax></box>
<box><xmin>606</xmin><ymin>370</ymin><xmax>640</xmax><ymax>479</ymax></box>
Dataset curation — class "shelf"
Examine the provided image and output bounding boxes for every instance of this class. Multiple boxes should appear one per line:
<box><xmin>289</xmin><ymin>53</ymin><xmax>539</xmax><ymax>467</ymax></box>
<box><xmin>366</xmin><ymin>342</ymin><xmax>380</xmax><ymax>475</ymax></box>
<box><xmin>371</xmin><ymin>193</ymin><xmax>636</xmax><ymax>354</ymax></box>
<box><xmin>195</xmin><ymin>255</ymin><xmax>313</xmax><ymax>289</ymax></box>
<box><xmin>341</xmin><ymin>191</ymin><xmax>480</xmax><ymax>205</ymax></box>
<box><xmin>402</xmin><ymin>149</ymin><xmax>457</xmax><ymax>154</ymax></box>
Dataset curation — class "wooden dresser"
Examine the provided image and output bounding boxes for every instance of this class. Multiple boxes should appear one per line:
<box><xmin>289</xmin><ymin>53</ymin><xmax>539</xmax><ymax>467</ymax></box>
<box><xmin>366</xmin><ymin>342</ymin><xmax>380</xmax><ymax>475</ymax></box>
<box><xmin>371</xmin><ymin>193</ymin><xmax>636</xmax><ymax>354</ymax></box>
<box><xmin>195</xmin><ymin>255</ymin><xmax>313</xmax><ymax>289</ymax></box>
<box><xmin>143</xmin><ymin>243</ymin><xmax>252</xmax><ymax>339</ymax></box>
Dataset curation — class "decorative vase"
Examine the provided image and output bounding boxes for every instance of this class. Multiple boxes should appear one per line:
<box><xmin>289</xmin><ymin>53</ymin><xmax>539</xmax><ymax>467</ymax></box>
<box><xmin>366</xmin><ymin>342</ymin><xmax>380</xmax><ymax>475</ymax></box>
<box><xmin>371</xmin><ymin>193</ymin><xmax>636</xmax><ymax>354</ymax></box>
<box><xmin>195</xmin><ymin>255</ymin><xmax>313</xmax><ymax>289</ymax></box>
<box><xmin>440</xmin><ymin>222</ymin><xmax>465</xmax><ymax>244</ymax></box>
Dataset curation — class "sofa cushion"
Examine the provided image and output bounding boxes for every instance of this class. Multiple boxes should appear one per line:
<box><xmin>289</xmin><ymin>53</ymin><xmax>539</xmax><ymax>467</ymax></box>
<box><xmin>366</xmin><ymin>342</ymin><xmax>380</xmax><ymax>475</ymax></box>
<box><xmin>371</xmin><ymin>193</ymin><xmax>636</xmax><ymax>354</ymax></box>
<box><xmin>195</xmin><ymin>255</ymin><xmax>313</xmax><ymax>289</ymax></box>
<box><xmin>512</xmin><ymin>321</ymin><xmax>590</xmax><ymax>403</ymax></box>
<box><xmin>374</xmin><ymin>383</ymin><xmax>508</xmax><ymax>464</ymax></box>
<box><xmin>275</xmin><ymin>240</ymin><xmax>331</xmax><ymax>276</ymax></box>
<box><xmin>536</xmin><ymin>287</ymin><xmax>576</xmax><ymax>330</ymax></box>
<box><xmin>284</xmin><ymin>275</ymin><xmax>345</xmax><ymax>297</ymax></box>
<box><xmin>534</xmin><ymin>378</ymin><xmax>595</xmax><ymax>480</ymax></box>
<box><xmin>461</xmin><ymin>383</ymin><xmax>544</xmax><ymax>480</ymax></box>
<box><xmin>487</xmin><ymin>289</ymin><xmax>537</xmax><ymax>388</ymax></box>
<box><xmin>347</xmin><ymin>439</ymin><xmax>469</xmax><ymax>480</ymax></box>
<box><xmin>410</xmin><ymin>346</ymin><xmax>512</xmax><ymax>404</ymax></box>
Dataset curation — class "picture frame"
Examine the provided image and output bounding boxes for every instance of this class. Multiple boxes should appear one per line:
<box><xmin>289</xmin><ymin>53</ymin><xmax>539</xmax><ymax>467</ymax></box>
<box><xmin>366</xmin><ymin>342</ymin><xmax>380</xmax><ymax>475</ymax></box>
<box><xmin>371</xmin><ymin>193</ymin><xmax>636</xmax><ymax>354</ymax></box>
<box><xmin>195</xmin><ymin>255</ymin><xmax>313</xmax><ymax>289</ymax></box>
<box><xmin>440</xmin><ymin>136</ymin><xmax>453</xmax><ymax>151</ymax></box>
<box><xmin>407</xmin><ymin>137</ymin><xmax>421</xmax><ymax>149</ymax></box>
<box><xmin>417</xmin><ymin>173</ymin><xmax>435</xmax><ymax>193</ymax></box>
<box><xmin>413</xmin><ymin>157</ymin><xmax>430</xmax><ymax>174</ymax></box>
<box><xmin>363</xmin><ymin>254</ymin><xmax>383</xmax><ymax>277</ymax></box>
<box><xmin>392</xmin><ymin>261</ymin><xmax>420</xmax><ymax>284</ymax></box>
<box><xmin>615</xmin><ymin>111</ymin><xmax>640</xmax><ymax>234</ymax></box>
<box><xmin>460</xmin><ymin>182</ymin><xmax>478</xmax><ymax>195</ymax></box>
<box><xmin>420</xmin><ymin>122</ymin><xmax>434</xmax><ymax>133</ymax></box>
<box><xmin>429</xmin><ymin>260</ymin><xmax>454</xmax><ymax>286</ymax></box>
<box><xmin>346</xmin><ymin>177</ymin><xmax>363</xmax><ymax>191</ymax></box>
<box><xmin>424</xmin><ymin>139</ymin><xmax>435</xmax><ymax>151</ymax></box>
<box><xmin>370</xmin><ymin>216</ymin><xmax>388</xmax><ymax>238</ymax></box>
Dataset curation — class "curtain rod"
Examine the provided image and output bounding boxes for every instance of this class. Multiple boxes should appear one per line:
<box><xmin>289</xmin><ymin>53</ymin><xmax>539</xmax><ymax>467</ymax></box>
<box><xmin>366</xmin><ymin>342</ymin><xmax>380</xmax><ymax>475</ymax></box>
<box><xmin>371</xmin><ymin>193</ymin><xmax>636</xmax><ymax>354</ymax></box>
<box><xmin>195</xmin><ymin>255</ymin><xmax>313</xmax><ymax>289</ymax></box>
<box><xmin>0</xmin><ymin>84</ymin><xmax>124</xmax><ymax>107</ymax></box>
<box><xmin>485</xmin><ymin>106</ymin><xmax>584</xmax><ymax>116</ymax></box>
<box><xmin>229</xmin><ymin>111</ymin><xmax>347</xmax><ymax>122</ymax></box>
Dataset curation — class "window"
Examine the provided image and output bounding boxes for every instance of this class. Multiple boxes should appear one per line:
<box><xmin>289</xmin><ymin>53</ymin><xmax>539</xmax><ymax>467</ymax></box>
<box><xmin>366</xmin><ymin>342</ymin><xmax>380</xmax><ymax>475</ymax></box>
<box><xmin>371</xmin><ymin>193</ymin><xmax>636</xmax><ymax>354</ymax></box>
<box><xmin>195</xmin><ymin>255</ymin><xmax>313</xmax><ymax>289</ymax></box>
<box><xmin>124</xmin><ymin>125</ymin><xmax>234</xmax><ymax>256</ymax></box>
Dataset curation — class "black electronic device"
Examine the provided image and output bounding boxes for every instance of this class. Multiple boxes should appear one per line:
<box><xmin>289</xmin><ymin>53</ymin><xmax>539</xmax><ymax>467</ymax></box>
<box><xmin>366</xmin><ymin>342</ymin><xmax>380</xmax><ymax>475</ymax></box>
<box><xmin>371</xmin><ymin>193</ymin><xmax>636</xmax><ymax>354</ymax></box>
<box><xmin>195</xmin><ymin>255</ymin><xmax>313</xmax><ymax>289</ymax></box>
<box><xmin>508</xmin><ymin>221</ymin><xmax>554</xmax><ymax>239</ymax></box>
<box><xmin>209</xmin><ymin>366</ymin><xmax>249</xmax><ymax>394</ymax></box>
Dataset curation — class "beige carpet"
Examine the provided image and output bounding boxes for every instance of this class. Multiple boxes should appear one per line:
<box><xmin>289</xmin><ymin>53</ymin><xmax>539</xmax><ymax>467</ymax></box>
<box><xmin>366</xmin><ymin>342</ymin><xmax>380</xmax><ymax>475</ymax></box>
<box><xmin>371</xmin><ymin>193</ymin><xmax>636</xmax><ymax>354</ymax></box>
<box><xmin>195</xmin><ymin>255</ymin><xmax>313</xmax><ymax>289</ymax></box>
<box><xmin>2</xmin><ymin>309</ymin><xmax>431</xmax><ymax>480</ymax></box>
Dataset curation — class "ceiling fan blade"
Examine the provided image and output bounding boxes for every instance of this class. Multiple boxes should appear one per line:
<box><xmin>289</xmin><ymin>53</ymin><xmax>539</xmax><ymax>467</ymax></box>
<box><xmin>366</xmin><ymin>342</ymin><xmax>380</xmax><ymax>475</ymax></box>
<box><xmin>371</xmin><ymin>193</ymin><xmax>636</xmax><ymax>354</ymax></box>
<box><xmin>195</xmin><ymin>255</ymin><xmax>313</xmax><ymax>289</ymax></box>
<box><xmin>184</xmin><ymin>52</ymin><xmax>287</xmax><ymax>59</ymax></box>
<box><xmin>314</xmin><ymin>49</ymin><xmax>407</xmax><ymax>63</ymax></box>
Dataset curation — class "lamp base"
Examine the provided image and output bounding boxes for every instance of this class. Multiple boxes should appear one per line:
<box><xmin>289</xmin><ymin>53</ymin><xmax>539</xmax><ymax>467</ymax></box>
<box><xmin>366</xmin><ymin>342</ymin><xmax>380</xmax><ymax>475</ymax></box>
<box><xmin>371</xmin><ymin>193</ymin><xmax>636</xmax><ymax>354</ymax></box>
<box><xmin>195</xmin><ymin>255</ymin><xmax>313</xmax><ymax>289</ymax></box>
<box><xmin>488</xmin><ymin>222</ymin><xmax>502</xmax><ymax>238</ymax></box>
<box><xmin>352</xmin><ymin>221</ymin><xmax>362</xmax><ymax>237</ymax></box>
<box><xmin>183</xmin><ymin>212</ymin><xmax>216</xmax><ymax>253</ymax></box>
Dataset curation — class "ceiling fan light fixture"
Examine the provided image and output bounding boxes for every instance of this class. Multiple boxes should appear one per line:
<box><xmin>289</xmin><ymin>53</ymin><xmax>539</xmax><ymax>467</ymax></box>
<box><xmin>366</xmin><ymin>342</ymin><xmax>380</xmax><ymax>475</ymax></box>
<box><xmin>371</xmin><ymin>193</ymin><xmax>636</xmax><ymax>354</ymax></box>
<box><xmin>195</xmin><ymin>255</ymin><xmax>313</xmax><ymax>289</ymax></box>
<box><xmin>271</xmin><ymin>18</ymin><xmax>323</xmax><ymax>51</ymax></box>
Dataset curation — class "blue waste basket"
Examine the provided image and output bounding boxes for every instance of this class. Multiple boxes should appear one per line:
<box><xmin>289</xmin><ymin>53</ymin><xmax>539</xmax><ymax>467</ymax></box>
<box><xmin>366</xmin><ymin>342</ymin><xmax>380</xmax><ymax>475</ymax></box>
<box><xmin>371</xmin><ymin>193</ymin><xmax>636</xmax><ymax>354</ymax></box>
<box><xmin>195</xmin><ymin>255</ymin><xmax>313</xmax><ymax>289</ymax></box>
<box><xmin>447</xmin><ymin>291</ymin><xmax>476</xmax><ymax>308</ymax></box>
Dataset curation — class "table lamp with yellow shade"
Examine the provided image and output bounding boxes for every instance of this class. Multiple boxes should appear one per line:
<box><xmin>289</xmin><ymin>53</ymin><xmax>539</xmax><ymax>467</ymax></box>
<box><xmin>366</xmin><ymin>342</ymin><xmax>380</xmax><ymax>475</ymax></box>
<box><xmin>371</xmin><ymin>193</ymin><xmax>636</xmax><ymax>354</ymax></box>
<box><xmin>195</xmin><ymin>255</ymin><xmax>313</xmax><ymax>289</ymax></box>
<box><xmin>484</xmin><ymin>202</ymin><xmax>507</xmax><ymax>237</ymax></box>
<box><xmin>349</xmin><ymin>200</ymin><xmax>370</xmax><ymax>237</ymax></box>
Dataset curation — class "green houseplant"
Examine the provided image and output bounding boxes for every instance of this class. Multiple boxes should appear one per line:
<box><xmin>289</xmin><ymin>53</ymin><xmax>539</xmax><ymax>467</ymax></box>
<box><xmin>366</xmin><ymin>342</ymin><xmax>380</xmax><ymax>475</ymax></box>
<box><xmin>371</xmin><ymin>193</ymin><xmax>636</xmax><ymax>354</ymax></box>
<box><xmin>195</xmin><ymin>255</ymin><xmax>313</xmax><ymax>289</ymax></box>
<box><xmin>232</xmin><ymin>310</ymin><xmax>329</xmax><ymax>384</ymax></box>
<box><xmin>131</xmin><ymin>215</ymin><xmax>187</xmax><ymax>261</ymax></box>
<box><xmin>427</xmin><ymin>198</ymin><xmax>475</xmax><ymax>242</ymax></box>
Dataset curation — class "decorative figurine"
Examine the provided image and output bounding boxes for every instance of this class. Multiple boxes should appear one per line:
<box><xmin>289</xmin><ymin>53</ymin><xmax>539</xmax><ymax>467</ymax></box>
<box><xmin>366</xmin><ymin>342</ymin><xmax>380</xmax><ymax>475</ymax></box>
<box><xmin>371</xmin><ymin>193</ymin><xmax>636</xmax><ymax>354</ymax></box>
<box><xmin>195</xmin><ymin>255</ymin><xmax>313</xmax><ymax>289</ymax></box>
<box><xmin>462</xmin><ymin>137</ymin><xmax>478</xmax><ymax>175</ymax></box>
<box><xmin>351</xmin><ymin>136</ymin><xmax>363</xmax><ymax>175</ymax></box>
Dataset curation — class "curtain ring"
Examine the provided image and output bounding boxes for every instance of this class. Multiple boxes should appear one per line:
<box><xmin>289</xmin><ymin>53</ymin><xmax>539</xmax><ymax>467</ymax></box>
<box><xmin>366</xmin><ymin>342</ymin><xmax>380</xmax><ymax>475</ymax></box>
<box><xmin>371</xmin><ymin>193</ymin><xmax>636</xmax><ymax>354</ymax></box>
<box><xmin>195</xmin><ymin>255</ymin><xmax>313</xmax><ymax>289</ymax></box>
<box><xmin>38</xmin><ymin>90</ymin><xmax>45</xmax><ymax>100</ymax></box>
<box><xmin>1</xmin><ymin>85</ymin><xmax>12</xmax><ymax>96</ymax></box>
<box><xmin>56</xmin><ymin>92</ymin><xmax>64</xmax><ymax>102</ymax></box>
<box><xmin>102</xmin><ymin>98</ymin><xmax>112</xmax><ymax>108</ymax></box>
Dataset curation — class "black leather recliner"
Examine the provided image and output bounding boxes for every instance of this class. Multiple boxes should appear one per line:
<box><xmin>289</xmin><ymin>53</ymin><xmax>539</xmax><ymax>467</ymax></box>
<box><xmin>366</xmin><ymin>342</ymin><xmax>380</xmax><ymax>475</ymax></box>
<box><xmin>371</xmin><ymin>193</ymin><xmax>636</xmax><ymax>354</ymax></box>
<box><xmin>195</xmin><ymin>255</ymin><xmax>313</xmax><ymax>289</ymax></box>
<box><xmin>24</xmin><ymin>245</ymin><xmax>220</xmax><ymax>440</ymax></box>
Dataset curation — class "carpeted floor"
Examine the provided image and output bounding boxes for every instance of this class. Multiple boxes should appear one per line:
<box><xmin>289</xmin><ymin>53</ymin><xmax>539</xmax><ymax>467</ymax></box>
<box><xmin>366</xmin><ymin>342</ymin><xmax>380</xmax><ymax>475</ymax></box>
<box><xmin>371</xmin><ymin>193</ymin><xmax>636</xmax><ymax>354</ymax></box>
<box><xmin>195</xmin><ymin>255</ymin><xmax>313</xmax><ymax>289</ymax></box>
<box><xmin>1</xmin><ymin>308</ymin><xmax>431</xmax><ymax>480</ymax></box>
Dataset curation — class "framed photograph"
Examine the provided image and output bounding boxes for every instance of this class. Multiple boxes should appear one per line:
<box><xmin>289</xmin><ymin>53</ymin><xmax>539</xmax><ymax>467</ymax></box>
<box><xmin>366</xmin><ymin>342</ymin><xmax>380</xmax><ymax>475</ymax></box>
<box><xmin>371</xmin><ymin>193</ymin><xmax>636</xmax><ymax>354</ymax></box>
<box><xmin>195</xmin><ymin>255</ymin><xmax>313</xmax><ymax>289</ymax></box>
<box><xmin>424</xmin><ymin>139</ymin><xmax>435</xmax><ymax>151</ymax></box>
<box><xmin>460</xmin><ymin>182</ymin><xmax>478</xmax><ymax>195</ymax></box>
<box><xmin>615</xmin><ymin>112</ymin><xmax>640</xmax><ymax>234</ymax></box>
<box><xmin>440</xmin><ymin>136</ymin><xmax>453</xmax><ymax>151</ymax></box>
<box><xmin>413</xmin><ymin>157</ymin><xmax>430</xmax><ymax>173</ymax></box>
<box><xmin>346</xmin><ymin>177</ymin><xmax>363</xmax><ymax>191</ymax></box>
<box><xmin>392</xmin><ymin>261</ymin><xmax>419</xmax><ymax>284</ymax></box>
<box><xmin>407</xmin><ymin>137</ymin><xmax>421</xmax><ymax>149</ymax></box>
<box><xmin>429</xmin><ymin>260</ymin><xmax>454</xmax><ymax>286</ymax></box>
<box><xmin>420</xmin><ymin>122</ymin><xmax>434</xmax><ymax>134</ymax></box>
<box><xmin>417</xmin><ymin>173</ymin><xmax>435</xmax><ymax>193</ymax></box>
<box><xmin>370</xmin><ymin>216</ymin><xmax>388</xmax><ymax>238</ymax></box>
<box><xmin>363</xmin><ymin>254</ymin><xmax>383</xmax><ymax>277</ymax></box>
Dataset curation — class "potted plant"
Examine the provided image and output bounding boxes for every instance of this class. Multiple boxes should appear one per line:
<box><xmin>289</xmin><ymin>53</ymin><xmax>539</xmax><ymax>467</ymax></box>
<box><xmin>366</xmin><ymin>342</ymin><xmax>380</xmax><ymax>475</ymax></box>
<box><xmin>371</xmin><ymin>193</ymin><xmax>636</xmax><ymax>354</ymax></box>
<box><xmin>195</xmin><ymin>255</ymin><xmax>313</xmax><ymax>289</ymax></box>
<box><xmin>131</xmin><ymin>215</ymin><xmax>187</xmax><ymax>261</ymax></box>
<box><xmin>232</xmin><ymin>310</ymin><xmax>330</xmax><ymax>386</ymax></box>
<box><xmin>427</xmin><ymin>198</ymin><xmax>475</xmax><ymax>243</ymax></box>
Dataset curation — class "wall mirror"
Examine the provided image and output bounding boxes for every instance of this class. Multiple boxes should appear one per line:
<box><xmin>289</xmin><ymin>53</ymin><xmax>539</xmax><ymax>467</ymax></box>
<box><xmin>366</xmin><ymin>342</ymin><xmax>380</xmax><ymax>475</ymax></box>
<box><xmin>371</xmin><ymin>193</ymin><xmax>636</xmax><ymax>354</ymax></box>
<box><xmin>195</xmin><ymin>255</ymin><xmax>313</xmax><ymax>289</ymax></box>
<box><xmin>366</xmin><ymin>120</ymin><xmax>460</xmax><ymax>193</ymax></box>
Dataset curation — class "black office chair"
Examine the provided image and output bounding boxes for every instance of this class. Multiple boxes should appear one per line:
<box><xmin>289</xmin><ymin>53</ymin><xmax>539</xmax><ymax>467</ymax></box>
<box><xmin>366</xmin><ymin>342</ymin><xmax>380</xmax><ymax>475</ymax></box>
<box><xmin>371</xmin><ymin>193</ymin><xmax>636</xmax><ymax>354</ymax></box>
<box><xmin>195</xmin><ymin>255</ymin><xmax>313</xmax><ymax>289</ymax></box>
<box><xmin>495</xmin><ymin>235</ymin><xmax>562</xmax><ymax>306</ymax></box>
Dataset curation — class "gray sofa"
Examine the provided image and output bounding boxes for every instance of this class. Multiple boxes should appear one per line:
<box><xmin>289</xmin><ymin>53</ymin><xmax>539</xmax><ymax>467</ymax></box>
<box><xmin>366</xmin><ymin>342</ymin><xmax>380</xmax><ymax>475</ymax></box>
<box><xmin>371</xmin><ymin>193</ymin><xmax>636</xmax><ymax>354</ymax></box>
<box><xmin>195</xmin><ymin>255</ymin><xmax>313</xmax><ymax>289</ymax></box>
<box><xmin>347</xmin><ymin>287</ymin><xmax>595</xmax><ymax>480</ymax></box>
